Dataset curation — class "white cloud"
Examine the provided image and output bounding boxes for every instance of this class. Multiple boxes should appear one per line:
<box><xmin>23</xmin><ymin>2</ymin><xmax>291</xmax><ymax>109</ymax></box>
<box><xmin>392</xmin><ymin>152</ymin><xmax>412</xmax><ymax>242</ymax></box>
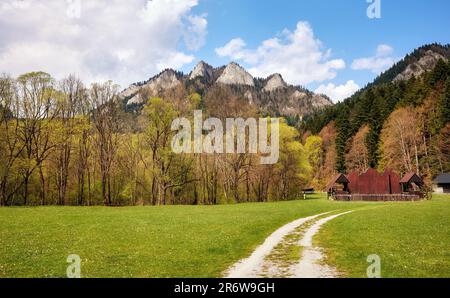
<box><xmin>376</xmin><ymin>44</ymin><xmax>394</xmax><ymax>57</ymax></box>
<box><xmin>315</xmin><ymin>80</ymin><xmax>360</xmax><ymax>103</ymax></box>
<box><xmin>215</xmin><ymin>38</ymin><xmax>247</xmax><ymax>59</ymax></box>
<box><xmin>351</xmin><ymin>44</ymin><xmax>397</xmax><ymax>74</ymax></box>
<box><xmin>215</xmin><ymin>21</ymin><xmax>346</xmax><ymax>86</ymax></box>
<box><xmin>0</xmin><ymin>0</ymin><xmax>207</xmax><ymax>88</ymax></box>
<box><xmin>184</xmin><ymin>14</ymin><xmax>208</xmax><ymax>51</ymax></box>
<box><xmin>156</xmin><ymin>52</ymin><xmax>195</xmax><ymax>71</ymax></box>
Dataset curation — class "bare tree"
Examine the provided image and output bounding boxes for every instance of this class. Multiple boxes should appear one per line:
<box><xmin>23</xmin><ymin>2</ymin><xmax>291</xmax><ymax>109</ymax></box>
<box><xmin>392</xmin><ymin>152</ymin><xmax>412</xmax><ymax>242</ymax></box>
<box><xmin>16</xmin><ymin>72</ymin><xmax>58</xmax><ymax>205</ymax></box>
<box><xmin>346</xmin><ymin>125</ymin><xmax>370</xmax><ymax>173</ymax></box>
<box><xmin>0</xmin><ymin>75</ymin><xmax>26</xmax><ymax>205</ymax></box>
<box><xmin>53</xmin><ymin>76</ymin><xmax>86</xmax><ymax>205</ymax></box>
<box><xmin>380</xmin><ymin>107</ymin><xmax>422</xmax><ymax>175</ymax></box>
<box><xmin>90</xmin><ymin>81</ymin><xmax>120</xmax><ymax>206</ymax></box>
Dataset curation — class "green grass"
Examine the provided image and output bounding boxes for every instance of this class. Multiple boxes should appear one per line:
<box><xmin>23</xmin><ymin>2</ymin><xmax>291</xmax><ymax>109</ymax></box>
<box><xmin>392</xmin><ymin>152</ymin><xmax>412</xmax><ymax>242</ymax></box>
<box><xmin>317</xmin><ymin>194</ymin><xmax>450</xmax><ymax>278</ymax></box>
<box><xmin>0</xmin><ymin>194</ymin><xmax>449</xmax><ymax>278</ymax></box>
<box><xmin>0</xmin><ymin>195</ymin><xmax>363</xmax><ymax>278</ymax></box>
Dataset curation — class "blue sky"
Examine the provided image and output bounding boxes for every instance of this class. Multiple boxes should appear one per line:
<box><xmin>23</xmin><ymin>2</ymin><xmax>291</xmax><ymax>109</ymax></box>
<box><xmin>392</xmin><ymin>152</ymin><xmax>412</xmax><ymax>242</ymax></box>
<box><xmin>0</xmin><ymin>0</ymin><xmax>448</xmax><ymax>102</ymax></box>
<box><xmin>185</xmin><ymin>0</ymin><xmax>450</xmax><ymax>99</ymax></box>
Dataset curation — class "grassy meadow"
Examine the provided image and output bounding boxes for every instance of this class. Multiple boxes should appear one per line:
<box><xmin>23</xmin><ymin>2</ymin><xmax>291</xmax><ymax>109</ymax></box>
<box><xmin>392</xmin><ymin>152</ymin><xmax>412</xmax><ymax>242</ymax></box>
<box><xmin>0</xmin><ymin>194</ymin><xmax>449</xmax><ymax>278</ymax></box>
<box><xmin>317</xmin><ymin>194</ymin><xmax>450</xmax><ymax>278</ymax></box>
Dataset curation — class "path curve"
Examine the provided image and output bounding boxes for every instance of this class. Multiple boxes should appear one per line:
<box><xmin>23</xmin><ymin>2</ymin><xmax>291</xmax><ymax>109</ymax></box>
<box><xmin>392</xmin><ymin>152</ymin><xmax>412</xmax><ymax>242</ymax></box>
<box><xmin>294</xmin><ymin>211</ymin><xmax>353</xmax><ymax>278</ymax></box>
<box><xmin>224</xmin><ymin>212</ymin><xmax>333</xmax><ymax>278</ymax></box>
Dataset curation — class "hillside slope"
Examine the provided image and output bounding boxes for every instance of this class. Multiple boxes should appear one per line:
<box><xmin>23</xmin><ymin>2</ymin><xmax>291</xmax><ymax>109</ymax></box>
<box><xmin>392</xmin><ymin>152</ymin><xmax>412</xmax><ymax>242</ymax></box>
<box><xmin>302</xmin><ymin>43</ymin><xmax>450</xmax><ymax>183</ymax></box>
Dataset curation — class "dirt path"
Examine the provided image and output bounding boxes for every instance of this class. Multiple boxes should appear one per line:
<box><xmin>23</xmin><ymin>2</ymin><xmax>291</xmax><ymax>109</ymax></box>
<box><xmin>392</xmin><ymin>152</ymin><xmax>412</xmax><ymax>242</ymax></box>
<box><xmin>293</xmin><ymin>211</ymin><xmax>353</xmax><ymax>278</ymax></box>
<box><xmin>224</xmin><ymin>211</ymin><xmax>353</xmax><ymax>278</ymax></box>
<box><xmin>224</xmin><ymin>212</ymin><xmax>332</xmax><ymax>278</ymax></box>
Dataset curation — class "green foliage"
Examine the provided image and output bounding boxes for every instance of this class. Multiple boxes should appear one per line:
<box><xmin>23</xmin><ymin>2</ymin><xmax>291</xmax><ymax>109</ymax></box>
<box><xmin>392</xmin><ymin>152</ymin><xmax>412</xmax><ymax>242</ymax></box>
<box><xmin>304</xmin><ymin>135</ymin><xmax>323</xmax><ymax>169</ymax></box>
<box><xmin>303</xmin><ymin>49</ymin><xmax>450</xmax><ymax>175</ymax></box>
<box><xmin>304</xmin><ymin>136</ymin><xmax>324</xmax><ymax>187</ymax></box>
<box><xmin>188</xmin><ymin>92</ymin><xmax>202</xmax><ymax>109</ymax></box>
<box><xmin>17</xmin><ymin>71</ymin><xmax>52</xmax><ymax>84</ymax></box>
<box><xmin>275</xmin><ymin>121</ymin><xmax>312</xmax><ymax>198</ymax></box>
<box><xmin>439</xmin><ymin>78</ymin><xmax>450</xmax><ymax>125</ymax></box>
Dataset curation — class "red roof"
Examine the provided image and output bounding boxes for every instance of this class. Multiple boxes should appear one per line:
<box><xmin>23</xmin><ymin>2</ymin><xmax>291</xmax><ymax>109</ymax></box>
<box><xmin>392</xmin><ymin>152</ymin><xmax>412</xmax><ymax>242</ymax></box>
<box><xmin>400</xmin><ymin>173</ymin><xmax>423</xmax><ymax>184</ymax></box>
<box><xmin>325</xmin><ymin>174</ymin><xmax>349</xmax><ymax>191</ymax></box>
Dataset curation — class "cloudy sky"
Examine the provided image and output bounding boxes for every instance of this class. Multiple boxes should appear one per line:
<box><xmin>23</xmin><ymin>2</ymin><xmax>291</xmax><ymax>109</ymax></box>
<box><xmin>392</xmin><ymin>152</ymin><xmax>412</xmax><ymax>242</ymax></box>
<box><xmin>0</xmin><ymin>0</ymin><xmax>449</xmax><ymax>102</ymax></box>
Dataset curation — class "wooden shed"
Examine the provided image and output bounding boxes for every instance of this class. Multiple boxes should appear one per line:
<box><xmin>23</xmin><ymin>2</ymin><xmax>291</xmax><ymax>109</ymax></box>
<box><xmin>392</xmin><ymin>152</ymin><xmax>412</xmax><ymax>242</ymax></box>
<box><xmin>432</xmin><ymin>173</ymin><xmax>450</xmax><ymax>194</ymax></box>
<box><xmin>326</xmin><ymin>169</ymin><xmax>425</xmax><ymax>201</ymax></box>
<box><xmin>325</xmin><ymin>174</ymin><xmax>350</xmax><ymax>199</ymax></box>
<box><xmin>347</xmin><ymin>169</ymin><xmax>402</xmax><ymax>195</ymax></box>
<box><xmin>400</xmin><ymin>173</ymin><xmax>424</xmax><ymax>193</ymax></box>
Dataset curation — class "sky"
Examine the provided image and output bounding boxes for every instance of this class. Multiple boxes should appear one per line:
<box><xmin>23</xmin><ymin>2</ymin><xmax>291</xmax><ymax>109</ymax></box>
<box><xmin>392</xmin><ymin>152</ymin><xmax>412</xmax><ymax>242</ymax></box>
<box><xmin>0</xmin><ymin>0</ymin><xmax>449</xmax><ymax>102</ymax></box>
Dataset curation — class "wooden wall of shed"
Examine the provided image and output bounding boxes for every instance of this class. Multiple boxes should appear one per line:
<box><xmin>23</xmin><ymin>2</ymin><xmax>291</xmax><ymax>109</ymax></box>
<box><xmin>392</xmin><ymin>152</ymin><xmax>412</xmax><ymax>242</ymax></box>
<box><xmin>347</xmin><ymin>169</ymin><xmax>402</xmax><ymax>194</ymax></box>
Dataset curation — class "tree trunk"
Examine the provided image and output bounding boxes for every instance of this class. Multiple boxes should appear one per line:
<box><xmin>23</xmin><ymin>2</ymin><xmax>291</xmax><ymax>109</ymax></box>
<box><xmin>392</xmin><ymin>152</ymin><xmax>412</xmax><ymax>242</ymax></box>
<box><xmin>23</xmin><ymin>174</ymin><xmax>29</xmax><ymax>206</ymax></box>
<box><xmin>107</xmin><ymin>175</ymin><xmax>112</xmax><ymax>206</ymax></box>
<box><xmin>102</xmin><ymin>173</ymin><xmax>108</xmax><ymax>206</ymax></box>
<box><xmin>39</xmin><ymin>165</ymin><xmax>46</xmax><ymax>205</ymax></box>
<box><xmin>88</xmin><ymin>169</ymin><xmax>91</xmax><ymax>206</ymax></box>
<box><xmin>414</xmin><ymin>141</ymin><xmax>420</xmax><ymax>175</ymax></box>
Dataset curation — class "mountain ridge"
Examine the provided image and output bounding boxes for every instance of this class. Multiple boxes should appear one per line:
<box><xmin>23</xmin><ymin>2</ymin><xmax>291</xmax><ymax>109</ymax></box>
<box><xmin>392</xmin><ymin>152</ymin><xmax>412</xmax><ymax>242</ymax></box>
<box><xmin>372</xmin><ymin>43</ymin><xmax>450</xmax><ymax>86</ymax></box>
<box><xmin>119</xmin><ymin>61</ymin><xmax>333</xmax><ymax>118</ymax></box>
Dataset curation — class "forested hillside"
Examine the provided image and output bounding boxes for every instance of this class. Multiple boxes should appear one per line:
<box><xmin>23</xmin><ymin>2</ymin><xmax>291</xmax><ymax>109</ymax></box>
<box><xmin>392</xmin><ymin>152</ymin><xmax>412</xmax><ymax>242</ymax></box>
<box><xmin>1</xmin><ymin>44</ymin><xmax>449</xmax><ymax>206</ymax></box>
<box><xmin>302</xmin><ymin>44</ymin><xmax>450</xmax><ymax>187</ymax></box>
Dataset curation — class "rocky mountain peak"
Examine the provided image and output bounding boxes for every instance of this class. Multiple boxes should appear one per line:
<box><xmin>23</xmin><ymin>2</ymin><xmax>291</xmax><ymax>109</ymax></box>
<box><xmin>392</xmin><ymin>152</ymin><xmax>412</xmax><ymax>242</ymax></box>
<box><xmin>119</xmin><ymin>60</ymin><xmax>333</xmax><ymax>118</ymax></box>
<box><xmin>216</xmin><ymin>62</ymin><xmax>255</xmax><ymax>86</ymax></box>
<box><xmin>154</xmin><ymin>68</ymin><xmax>179</xmax><ymax>82</ymax></box>
<box><xmin>263</xmin><ymin>73</ymin><xmax>287</xmax><ymax>92</ymax></box>
<box><xmin>119</xmin><ymin>69</ymin><xmax>181</xmax><ymax>105</ymax></box>
<box><xmin>394</xmin><ymin>50</ymin><xmax>448</xmax><ymax>82</ymax></box>
<box><xmin>190</xmin><ymin>60</ymin><xmax>214</xmax><ymax>80</ymax></box>
<box><xmin>118</xmin><ymin>84</ymin><xmax>140</xmax><ymax>99</ymax></box>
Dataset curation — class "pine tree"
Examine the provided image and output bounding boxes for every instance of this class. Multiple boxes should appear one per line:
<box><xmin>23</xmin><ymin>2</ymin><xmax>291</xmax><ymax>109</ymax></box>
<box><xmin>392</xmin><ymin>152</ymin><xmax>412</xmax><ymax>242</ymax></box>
<box><xmin>335</xmin><ymin>105</ymin><xmax>351</xmax><ymax>172</ymax></box>
<box><xmin>439</xmin><ymin>78</ymin><xmax>450</xmax><ymax>125</ymax></box>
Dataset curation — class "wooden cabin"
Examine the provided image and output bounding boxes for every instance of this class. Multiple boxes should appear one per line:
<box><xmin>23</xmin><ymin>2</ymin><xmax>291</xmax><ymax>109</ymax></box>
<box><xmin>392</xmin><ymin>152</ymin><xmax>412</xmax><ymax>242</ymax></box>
<box><xmin>433</xmin><ymin>173</ymin><xmax>450</xmax><ymax>194</ymax></box>
<box><xmin>400</xmin><ymin>173</ymin><xmax>424</xmax><ymax>193</ymax></box>
<box><xmin>326</xmin><ymin>169</ymin><xmax>425</xmax><ymax>201</ymax></box>
<box><xmin>325</xmin><ymin>174</ymin><xmax>350</xmax><ymax>200</ymax></box>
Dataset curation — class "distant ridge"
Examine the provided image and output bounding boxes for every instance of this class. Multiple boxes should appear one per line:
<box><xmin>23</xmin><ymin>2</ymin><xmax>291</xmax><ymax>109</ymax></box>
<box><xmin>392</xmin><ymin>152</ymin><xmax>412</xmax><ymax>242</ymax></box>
<box><xmin>119</xmin><ymin>61</ymin><xmax>333</xmax><ymax>118</ymax></box>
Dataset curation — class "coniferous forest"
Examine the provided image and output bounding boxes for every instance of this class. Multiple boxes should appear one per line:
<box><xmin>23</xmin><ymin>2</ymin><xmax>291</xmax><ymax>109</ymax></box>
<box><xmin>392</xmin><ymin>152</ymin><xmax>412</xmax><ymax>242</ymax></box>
<box><xmin>302</xmin><ymin>44</ymin><xmax>450</xmax><ymax>188</ymax></box>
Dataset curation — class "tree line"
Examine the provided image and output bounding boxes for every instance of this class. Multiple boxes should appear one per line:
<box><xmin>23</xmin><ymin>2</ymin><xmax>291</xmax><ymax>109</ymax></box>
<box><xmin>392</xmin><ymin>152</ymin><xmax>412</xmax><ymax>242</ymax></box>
<box><xmin>302</xmin><ymin>58</ymin><xmax>450</xmax><ymax>187</ymax></box>
<box><xmin>0</xmin><ymin>72</ymin><xmax>322</xmax><ymax>206</ymax></box>
<box><xmin>2</xmin><ymin>52</ymin><xmax>448</xmax><ymax>206</ymax></box>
